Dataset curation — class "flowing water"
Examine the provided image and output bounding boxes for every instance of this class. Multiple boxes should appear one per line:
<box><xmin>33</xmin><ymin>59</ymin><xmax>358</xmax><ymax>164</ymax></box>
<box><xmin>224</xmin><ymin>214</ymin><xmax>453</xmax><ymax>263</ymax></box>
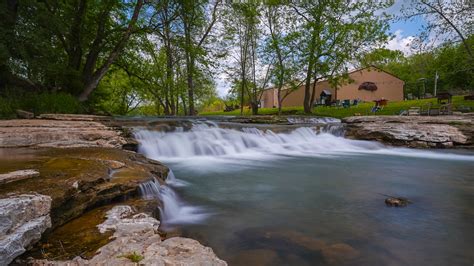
<box><xmin>135</xmin><ymin>122</ymin><xmax>474</xmax><ymax>265</ymax></box>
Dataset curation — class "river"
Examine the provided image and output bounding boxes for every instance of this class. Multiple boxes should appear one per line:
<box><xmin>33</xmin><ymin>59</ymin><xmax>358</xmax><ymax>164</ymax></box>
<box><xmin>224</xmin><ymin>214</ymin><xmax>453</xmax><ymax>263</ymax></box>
<box><xmin>134</xmin><ymin>121</ymin><xmax>474</xmax><ymax>265</ymax></box>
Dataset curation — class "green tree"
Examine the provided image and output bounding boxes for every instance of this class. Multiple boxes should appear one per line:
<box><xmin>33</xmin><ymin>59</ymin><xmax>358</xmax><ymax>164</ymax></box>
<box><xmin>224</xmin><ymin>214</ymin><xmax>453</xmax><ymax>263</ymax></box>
<box><xmin>0</xmin><ymin>0</ymin><xmax>145</xmax><ymax>101</ymax></box>
<box><xmin>291</xmin><ymin>0</ymin><xmax>390</xmax><ymax>113</ymax></box>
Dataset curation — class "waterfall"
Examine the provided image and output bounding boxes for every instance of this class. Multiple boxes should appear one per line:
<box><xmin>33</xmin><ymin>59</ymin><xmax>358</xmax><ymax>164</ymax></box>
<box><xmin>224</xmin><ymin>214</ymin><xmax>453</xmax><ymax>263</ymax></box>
<box><xmin>134</xmin><ymin>121</ymin><xmax>474</xmax><ymax>162</ymax></box>
<box><xmin>139</xmin><ymin>176</ymin><xmax>207</xmax><ymax>226</ymax></box>
<box><xmin>165</xmin><ymin>169</ymin><xmax>189</xmax><ymax>187</ymax></box>
<box><xmin>134</xmin><ymin>122</ymin><xmax>379</xmax><ymax>160</ymax></box>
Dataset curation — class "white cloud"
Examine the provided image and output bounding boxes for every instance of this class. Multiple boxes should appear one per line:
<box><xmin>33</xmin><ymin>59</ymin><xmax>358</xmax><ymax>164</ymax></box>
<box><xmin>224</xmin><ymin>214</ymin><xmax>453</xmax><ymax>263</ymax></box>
<box><xmin>215</xmin><ymin>72</ymin><xmax>230</xmax><ymax>97</ymax></box>
<box><xmin>385</xmin><ymin>29</ymin><xmax>415</xmax><ymax>55</ymax></box>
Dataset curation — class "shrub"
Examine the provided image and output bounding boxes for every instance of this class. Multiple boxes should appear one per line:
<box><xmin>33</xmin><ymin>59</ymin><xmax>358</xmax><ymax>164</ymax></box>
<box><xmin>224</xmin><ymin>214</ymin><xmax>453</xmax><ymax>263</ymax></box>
<box><xmin>0</xmin><ymin>90</ymin><xmax>84</xmax><ymax>118</ymax></box>
<box><xmin>0</xmin><ymin>97</ymin><xmax>15</xmax><ymax>119</ymax></box>
<box><xmin>27</xmin><ymin>92</ymin><xmax>83</xmax><ymax>114</ymax></box>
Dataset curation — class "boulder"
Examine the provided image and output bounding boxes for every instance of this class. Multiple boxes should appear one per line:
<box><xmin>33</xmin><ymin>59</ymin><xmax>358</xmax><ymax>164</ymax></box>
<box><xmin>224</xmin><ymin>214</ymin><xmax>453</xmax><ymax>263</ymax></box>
<box><xmin>30</xmin><ymin>206</ymin><xmax>226</xmax><ymax>266</ymax></box>
<box><xmin>0</xmin><ymin>169</ymin><xmax>39</xmax><ymax>185</ymax></box>
<box><xmin>16</xmin><ymin>110</ymin><xmax>34</xmax><ymax>119</ymax></box>
<box><xmin>0</xmin><ymin>194</ymin><xmax>52</xmax><ymax>265</ymax></box>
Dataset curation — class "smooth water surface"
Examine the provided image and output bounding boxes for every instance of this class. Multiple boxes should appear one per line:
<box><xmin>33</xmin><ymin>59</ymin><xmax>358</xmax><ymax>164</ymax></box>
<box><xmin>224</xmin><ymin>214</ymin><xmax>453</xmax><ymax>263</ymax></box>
<box><xmin>135</xmin><ymin>123</ymin><xmax>474</xmax><ymax>265</ymax></box>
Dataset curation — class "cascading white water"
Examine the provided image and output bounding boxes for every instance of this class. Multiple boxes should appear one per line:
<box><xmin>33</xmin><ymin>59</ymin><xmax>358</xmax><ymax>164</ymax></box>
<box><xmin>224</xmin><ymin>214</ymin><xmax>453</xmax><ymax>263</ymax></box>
<box><xmin>134</xmin><ymin>122</ymin><xmax>474</xmax><ymax>162</ymax></box>
<box><xmin>135</xmin><ymin>121</ymin><xmax>474</xmax><ymax>229</ymax></box>
<box><xmin>286</xmin><ymin>116</ymin><xmax>341</xmax><ymax>124</ymax></box>
<box><xmin>165</xmin><ymin>169</ymin><xmax>189</xmax><ymax>187</ymax></box>
<box><xmin>139</xmin><ymin>175</ymin><xmax>207</xmax><ymax>226</ymax></box>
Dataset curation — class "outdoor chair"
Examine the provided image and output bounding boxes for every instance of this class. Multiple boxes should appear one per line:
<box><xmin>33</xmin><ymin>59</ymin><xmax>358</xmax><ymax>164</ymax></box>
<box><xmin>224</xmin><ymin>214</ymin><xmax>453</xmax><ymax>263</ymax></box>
<box><xmin>420</xmin><ymin>103</ymin><xmax>432</xmax><ymax>116</ymax></box>
<box><xmin>330</xmin><ymin>100</ymin><xmax>341</xmax><ymax>107</ymax></box>
<box><xmin>440</xmin><ymin>104</ymin><xmax>453</xmax><ymax>115</ymax></box>
<box><xmin>342</xmin><ymin>99</ymin><xmax>351</xmax><ymax>108</ymax></box>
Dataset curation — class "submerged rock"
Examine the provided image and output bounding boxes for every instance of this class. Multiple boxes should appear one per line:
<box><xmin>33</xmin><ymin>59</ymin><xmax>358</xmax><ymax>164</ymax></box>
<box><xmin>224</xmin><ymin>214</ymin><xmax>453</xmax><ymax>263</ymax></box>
<box><xmin>229</xmin><ymin>249</ymin><xmax>279</xmax><ymax>266</ymax></box>
<box><xmin>0</xmin><ymin>169</ymin><xmax>39</xmax><ymax>185</ymax></box>
<box><xmin>385</xmin><ymin>197</ymin><xmax>411</xmax><ymax>207</ymax></box>
<box><xmin>321</xmin><ymin>243</ymin><xmax>360</xmax><ymax>264</ymax></box>
<box><xmin>30</xmin><ymin>206</ymin><xmax>226</xmax><ymax>266</ymax></box>
<box><xmin>0</xmin><ymin>194</ymin><xmax>52</xmax><ymax>265</ymax></box>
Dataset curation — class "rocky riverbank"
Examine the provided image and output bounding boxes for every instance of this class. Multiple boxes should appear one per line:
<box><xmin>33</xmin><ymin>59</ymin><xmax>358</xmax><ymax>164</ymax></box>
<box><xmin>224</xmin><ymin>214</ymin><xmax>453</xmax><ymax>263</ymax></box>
<box><xmin>28</xmin><ymin>206</ymin><xmax>226</xmax><ymax>266</ymax></box>
<box><xmin>343</xmin><ymin>115</ymin><xmax>474</xmax><ymax>149</ymax></box>
<box><xmin>0</xmin><ymin>115</ymin><xmax>226</xmax><ymax>265</ymax></box>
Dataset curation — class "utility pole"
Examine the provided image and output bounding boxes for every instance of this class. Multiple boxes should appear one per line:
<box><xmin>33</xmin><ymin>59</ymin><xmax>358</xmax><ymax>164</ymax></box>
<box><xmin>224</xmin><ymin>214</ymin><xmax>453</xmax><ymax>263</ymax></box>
<box><xmin>418</xmin><ymin>78</ymin><xmax>426</xmax><ymax>99</ymax></box>
<box><xmin>434</xmin><ymin>71</ymin><xmax>439</xmax><ymax>96</ymax></box>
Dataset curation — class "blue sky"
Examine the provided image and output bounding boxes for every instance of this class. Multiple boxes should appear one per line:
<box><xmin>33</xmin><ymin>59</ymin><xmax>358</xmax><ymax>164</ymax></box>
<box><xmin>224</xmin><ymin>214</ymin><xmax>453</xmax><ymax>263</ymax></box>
<box><xmin>383</xmin><ymin>1</ymin><xmax>426</xmax><ymax>55</ymax></box>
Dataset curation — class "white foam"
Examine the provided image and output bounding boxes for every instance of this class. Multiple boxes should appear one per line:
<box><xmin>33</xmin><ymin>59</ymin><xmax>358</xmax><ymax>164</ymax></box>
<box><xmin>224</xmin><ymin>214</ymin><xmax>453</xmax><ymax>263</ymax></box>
<box><xmin>134</xmin><ymin>123</ymin><xmax>474</xmax><ymax>162</ymax></box>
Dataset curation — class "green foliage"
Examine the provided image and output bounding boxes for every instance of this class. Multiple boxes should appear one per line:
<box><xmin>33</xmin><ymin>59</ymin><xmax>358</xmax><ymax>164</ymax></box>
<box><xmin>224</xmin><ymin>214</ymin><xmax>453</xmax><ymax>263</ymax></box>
<box><xmin>92</xmin><ymin>69</ymin><xmax>144</xmax><ymax>115</ymax></box>
<box><xmin>378</xmin><ymin>35</ymin><xmax>474</xmax><ymax>97</ymax></box>
<box><xmin>0</xmin><ymin>90</ymin><xmax>83</xmax><ymax>118</ymax></box>
<box><xmin>0</xmin><ymin>97</ymin><xmax>15</xmax><ymax>119</ymax></box>
<box><xmin>119</xmin><ymin>251</ymin><xmax>144</xmax><ymax>263</ymax></box>
<box><xmin>201</xmin><ymin>96</ymin><xmax>474</xmax><ymax>118</ymax></box>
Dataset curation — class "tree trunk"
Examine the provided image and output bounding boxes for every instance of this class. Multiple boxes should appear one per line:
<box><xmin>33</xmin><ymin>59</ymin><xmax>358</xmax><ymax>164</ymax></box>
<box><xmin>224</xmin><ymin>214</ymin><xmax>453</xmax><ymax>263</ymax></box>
<box><xmin>0</xmin><ymin>0</ymin><xmax>19</xmax><ymax>90</ymax></box>
<box><xmin>277</xmin><ymin>86</ymin><xmax>283</xmax><ymax>115</ymax></box>
<box><xmin>186</xmin><ymin>54</ymin><xmax>195</xmax><ymax>115</ymax></box>
<box><xmin>251</xmin><ymin>102</ymin><xmax>258</xmax><ymax>115</ymax></box>
<box><xmin>78</xmin><ymin>0</ymin><xmax>143</xmax><ymax>102</ymax></box>
<box><xmin>67</xmin><ymin>0</ymin><xmax>87</xmax><ymax>71</ymax></box>
<box><xmin>303</xmin><ymin>31</ymin><xmax>317</xmax><ymax>114</ymax></box>
<box><xmin>82</xmin><ymin>1</ymin><xmax>113</xmax><ymax>84</ymax></box>
<box><xmin>183</xmin><ymin>18</ymin><xmax>196</xmax><ymax>116</ymax></box>
<box><xmin>310</xmin><ymin>77</ymin><xmax>318</xmax><ymax>109</ymax></box>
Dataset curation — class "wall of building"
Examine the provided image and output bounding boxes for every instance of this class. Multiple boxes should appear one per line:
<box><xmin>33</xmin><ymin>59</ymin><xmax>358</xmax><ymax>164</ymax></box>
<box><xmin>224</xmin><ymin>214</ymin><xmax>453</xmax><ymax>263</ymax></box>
<box><xmin>260</xmin><ymin>67</ymin><xmax>404</xmax><ymax>108</ymax></box>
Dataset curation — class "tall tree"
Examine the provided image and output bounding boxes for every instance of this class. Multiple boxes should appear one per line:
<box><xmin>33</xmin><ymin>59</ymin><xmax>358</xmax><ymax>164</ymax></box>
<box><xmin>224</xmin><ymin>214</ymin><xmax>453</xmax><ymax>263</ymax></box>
<box><xmin>291</xmin><ymin>0</ymin><xmax>390</xmax><ymax>113</ymax></box>
<box><xmin>264</xmin><ymin>3</ymin><xmax>301</xmax><ymax>115</ymax></box>
<box><xmin>78</xmin><ymin>0</ymin><xmax>144</xmax><ymax>101</ymax></box>
<box><xmin>0</xmin><ymin>0</ymin><xmax>145</xmax><ymax>101</ymax></box>
<box><xmin>178</xmin><ymin>0</ymin><xmax>220</xmax><ymax>115</ymax></box>
<box><xmin>224</xmin><ymin>2</ymin><xmax>263</xmax><ymax>115</ymax></box>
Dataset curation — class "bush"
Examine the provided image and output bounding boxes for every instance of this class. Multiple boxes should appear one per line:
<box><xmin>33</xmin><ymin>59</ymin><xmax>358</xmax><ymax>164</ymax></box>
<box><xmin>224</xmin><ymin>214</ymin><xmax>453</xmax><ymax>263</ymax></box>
<box><xmin>24</xmin><ymin>92</ymin><xmax>83</xmax><ymax>114</ymax></box>
<box><xmin>0</xmin><ymin>97</ymin><xmax>15</xmax><ymax>119</ymax></box>
<box><xmin>0</xmin><ymin>90</ymin><xmax>84</xmax><ymax>118</ymax></box>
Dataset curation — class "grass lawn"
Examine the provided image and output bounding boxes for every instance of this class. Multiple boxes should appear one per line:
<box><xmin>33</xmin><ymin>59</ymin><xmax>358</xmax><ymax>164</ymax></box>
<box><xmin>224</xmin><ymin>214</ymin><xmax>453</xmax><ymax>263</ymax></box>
<box><xmin>200</xmin><ymin>96</ymin><xmax>474</xmax><ymax>119</ymax></box>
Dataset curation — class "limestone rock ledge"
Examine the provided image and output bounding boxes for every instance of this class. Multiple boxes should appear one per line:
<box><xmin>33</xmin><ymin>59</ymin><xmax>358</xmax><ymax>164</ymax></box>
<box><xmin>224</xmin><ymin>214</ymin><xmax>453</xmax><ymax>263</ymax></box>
<box><xmin>343</xmin><ymin>115</ymin><xmax>474</xmax><ymax>148</ymax></box>
<box><xmin>30</xmin><ymin>206</ymin><xmax>227</xmax><ymax>266</ymax></box>
<box><xmin>0</xmin><ymin>119</ymin><xmax>125</xmax><ymax>148</ymax></box>
<box><xmin>0</xmin><ymin>170</ymin><xmax>39</xmax><ymax>185</ymax></box>
<box><xmin>0</xmin><ymin>194</ymin><xmax>52</xmax><ymax>266</ymax></box>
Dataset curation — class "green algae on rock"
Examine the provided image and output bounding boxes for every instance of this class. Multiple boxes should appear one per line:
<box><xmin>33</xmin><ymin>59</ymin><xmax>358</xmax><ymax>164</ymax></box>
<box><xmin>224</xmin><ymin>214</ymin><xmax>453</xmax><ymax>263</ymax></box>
<box><xmin>0</xmin><ymin>147</ymin><xmax>168</xmax><ymax>231</ymax></box>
